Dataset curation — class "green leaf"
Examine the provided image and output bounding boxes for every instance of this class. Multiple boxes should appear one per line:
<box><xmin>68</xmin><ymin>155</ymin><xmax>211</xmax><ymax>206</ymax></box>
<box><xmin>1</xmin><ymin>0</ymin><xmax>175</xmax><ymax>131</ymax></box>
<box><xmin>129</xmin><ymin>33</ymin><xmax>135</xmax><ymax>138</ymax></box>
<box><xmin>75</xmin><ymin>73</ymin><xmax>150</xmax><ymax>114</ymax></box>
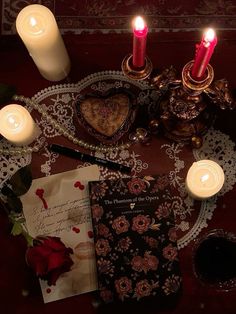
<box><xmin>0</xmin><ymin>83</ymin><xmax>16</xmax><ymax>105</ymax></box>
<box><xmin>9</xmin><ymin>165</ymin><xmax>32</xmax><ymax>197</ymax></box>
<box><xmin>11</xmin><ymin>221</ymin><xmax>23</xmax><ymax>236</ymax></box>
<box><xmin>17</xmin><ymin>217</ymin><xmax>26</xmax><ymax>223</ymax></box>
<box><xmin>23</xmin><ymin>232</ymin><xmax>34</xmax><ymax>247</ymax></box>
<box><xmin>10</xmin><ymin>218</ymin><xmax>34</xmax><ymax>246</ymax></box>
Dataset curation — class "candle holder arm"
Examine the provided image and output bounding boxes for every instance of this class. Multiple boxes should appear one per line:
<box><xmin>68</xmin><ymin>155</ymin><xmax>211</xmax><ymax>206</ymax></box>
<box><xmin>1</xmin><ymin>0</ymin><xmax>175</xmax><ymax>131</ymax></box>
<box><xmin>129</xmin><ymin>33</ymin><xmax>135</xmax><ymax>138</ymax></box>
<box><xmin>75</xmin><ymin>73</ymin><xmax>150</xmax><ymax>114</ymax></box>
<box><xmin>150</xmin><ymin>61</ymin><xmax>236</xmax><ymax>147</ymax></box>
<box><xmin>204</xmin><ymin>79</ymin><xmax>235</xmax><ymax>110</ymax></box>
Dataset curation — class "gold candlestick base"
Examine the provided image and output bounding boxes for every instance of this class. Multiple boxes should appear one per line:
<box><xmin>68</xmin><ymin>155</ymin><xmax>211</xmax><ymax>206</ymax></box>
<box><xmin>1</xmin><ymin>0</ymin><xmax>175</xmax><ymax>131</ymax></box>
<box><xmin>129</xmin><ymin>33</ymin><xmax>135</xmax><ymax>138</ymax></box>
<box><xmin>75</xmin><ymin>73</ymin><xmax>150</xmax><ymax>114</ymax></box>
<box><xmin>182</xmin><ymin>60</ymin><xmax>214</xmax><ymax>95</ymax></box>
<box><xmin>121</xmin><ymin>54</ymin><xmax>153</xmax><ymax>80</ymax></box>
<box><xmin>151</xmin><ymin>61</ymin><xmax>235</xmax><ymax>145</ymax></box>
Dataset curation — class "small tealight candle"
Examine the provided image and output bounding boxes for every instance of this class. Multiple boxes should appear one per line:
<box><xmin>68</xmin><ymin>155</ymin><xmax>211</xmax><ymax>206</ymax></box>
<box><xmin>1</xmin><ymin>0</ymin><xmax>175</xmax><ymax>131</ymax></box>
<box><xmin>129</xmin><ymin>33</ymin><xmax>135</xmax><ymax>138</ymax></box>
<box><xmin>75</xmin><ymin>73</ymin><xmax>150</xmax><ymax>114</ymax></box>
<box><xmin>0</xmin><ymin>104</ymin><xmax>40</xmax><ymax>146</ymax></box>
<box><xmin>186</xmin><ymin>160</ymin><xmax>225</xmax><ymax>200</ymax></box>
<box><xmin>16</xmin><ymin>4</ymin><xmax>71</xmax><ymax>81</ymax></box>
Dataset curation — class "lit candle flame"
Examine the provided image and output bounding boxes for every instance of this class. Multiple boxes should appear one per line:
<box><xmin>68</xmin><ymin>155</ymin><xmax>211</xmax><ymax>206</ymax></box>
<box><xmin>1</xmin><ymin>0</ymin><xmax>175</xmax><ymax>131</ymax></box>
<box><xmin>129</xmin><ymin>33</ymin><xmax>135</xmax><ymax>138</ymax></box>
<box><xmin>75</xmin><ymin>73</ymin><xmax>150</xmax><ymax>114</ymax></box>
<box><xmin>28</xmin><ymin>16</ymin><xmax>44</xmax><ymax>34</ymax></box>
<box><xmin>29</xmin><ymin>16</ymin><xmax>37</xmax><ymax>27</ymax></box>
<box><xmin>204</xmin><ymin>28</ymin><xmax>216</xmax><ymax>46</ymax></box>
<box><xmin>134</xmin><ymin>16</ymin><xmax>145</xmax><ymax>31</ymax></box>
<box><xmin>8</xmin><ymin>115</ymin><xmax>20</xmax><ymax>128</ymax></box>
<box><xmin>200</xmin><ymin>173</ymin><xmax>209</xmax><ymax>183</ymax></box>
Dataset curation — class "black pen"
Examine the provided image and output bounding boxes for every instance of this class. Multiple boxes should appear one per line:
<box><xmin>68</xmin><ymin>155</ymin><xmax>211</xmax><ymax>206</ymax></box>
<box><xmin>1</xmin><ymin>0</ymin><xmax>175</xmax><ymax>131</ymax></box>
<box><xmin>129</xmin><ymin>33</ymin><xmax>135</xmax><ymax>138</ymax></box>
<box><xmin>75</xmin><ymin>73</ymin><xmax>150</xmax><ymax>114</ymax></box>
<box><xmin>49</xmin><ymin>143</ymin><xmax>132</xmax><ymax>174</ymax></box>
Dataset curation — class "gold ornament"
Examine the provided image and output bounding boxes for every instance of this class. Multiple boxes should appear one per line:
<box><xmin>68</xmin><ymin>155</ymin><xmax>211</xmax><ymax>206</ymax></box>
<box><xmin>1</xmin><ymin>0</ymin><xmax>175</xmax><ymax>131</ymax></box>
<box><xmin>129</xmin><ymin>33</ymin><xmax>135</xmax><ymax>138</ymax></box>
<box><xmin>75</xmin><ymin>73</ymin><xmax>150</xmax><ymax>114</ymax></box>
<box><xmin>191</xmin><ymin>135</ymin><xmax>203</xmax><ymax>149</ymax></box>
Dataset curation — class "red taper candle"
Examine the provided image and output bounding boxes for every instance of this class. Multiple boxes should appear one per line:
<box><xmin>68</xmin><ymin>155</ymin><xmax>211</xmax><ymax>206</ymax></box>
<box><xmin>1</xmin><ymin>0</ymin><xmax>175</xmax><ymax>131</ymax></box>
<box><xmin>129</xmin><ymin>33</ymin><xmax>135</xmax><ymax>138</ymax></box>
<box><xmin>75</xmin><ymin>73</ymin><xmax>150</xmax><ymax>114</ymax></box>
<box><xmin>132</xmin><ymin>16</ymin><xmax>148</xmax><ymax>68</ymax></box>
<box><xmin>191</xmin><ymin>28</ymin><xmax>217</xmax><ymax>81</ymax></box>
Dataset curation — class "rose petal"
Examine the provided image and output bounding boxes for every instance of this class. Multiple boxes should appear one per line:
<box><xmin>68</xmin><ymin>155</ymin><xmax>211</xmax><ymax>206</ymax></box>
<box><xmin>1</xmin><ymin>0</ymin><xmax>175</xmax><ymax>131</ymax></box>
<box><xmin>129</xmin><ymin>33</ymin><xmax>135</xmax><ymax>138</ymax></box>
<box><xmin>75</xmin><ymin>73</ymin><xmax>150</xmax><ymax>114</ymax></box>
<box><xmin>26</xmin><ymin>236</ymin><xmax>73</xmax><ymax>286</ymax></box>
<box><xmin>65</xmin><ymin>247</ymin><xmax>73</xmax><ymax>255</ymax></box>
<box><xmin>47</xmin><ymin>252</ymin><xmax>69</xmax><ymax>272</ymax></box>
<box><xmin>34</xmin><ymin>245</ymin><xmax>53</xmax><ymax>257</ymax></box>
<box><xmin>44</xmin><ymin>237</ymin><xmax>67</xmax><ymax>251</ymax></box>
<box><xmin>35</xmin><ymin>260</ymin><xmax>48</xmax><ymax>275</ymax></box>
<box><xmin>26</xmin><ymin>249</ymin><xmax>48</xmax><ymax>275</ymax></box>
<box><xmin>47</xmin><ymin>269</ymin><xmax>63</xmax><ymax>286</ymax></box>
<box><xmin>47</xmin><ymin>259</ymin><xmax>73</xmax><ymax>286</ymax></box>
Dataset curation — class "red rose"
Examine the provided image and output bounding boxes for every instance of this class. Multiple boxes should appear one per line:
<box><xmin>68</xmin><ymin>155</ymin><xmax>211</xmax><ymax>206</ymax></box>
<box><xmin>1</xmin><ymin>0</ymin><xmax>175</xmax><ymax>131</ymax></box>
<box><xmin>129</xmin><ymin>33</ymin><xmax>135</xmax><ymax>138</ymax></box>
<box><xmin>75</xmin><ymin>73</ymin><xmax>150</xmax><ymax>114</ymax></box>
<box><xmin>26</xmin><ymin>236</ymin><xmax>73</xmax><ymax>286</ymax></box>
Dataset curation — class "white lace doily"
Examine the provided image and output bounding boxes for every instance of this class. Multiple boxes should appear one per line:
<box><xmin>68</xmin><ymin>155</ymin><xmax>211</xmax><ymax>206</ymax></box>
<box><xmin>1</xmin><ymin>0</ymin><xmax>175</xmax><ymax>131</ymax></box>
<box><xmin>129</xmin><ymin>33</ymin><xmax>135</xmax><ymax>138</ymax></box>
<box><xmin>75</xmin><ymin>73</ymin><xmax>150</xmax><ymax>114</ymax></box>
<box><xmin>162</xmin><ymin>129</ymin><xmax>236</xmax><ymax>249</ymax></box>
<box><xmin>0</xmin><ymin>71</ymin><xmax>235</xmax><ymax>250</ymax></box>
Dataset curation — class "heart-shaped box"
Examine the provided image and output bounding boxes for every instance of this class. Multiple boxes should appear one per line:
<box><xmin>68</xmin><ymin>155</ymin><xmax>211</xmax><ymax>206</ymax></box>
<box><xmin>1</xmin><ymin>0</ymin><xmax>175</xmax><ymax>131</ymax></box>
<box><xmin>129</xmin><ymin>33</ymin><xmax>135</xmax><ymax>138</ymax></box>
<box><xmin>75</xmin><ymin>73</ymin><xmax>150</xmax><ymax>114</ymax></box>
<box><xmin>73</xmin><ymin>88</ymin><xmax>137</xmax><ymax>144</ymax></box>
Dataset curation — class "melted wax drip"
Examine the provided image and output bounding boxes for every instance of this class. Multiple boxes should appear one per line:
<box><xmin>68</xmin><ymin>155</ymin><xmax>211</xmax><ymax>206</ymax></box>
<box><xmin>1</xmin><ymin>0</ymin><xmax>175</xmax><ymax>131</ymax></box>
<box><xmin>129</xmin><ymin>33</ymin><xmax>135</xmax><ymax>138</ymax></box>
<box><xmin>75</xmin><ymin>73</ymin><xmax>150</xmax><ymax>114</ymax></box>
<box><xmin>35</xmin><ymin>188</ymin><xmax>48</xmax><ymax>209</ymax></box>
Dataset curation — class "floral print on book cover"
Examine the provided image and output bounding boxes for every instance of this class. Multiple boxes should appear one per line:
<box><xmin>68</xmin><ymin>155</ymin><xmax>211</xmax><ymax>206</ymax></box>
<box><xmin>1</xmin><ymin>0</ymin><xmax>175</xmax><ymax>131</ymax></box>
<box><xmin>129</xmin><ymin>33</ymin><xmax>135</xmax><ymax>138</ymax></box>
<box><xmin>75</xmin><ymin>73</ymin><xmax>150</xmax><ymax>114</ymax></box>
<box><xmin>89</xmin><ymin>175</ymin><xmax>182</xmax><ymax>303</ymax></box>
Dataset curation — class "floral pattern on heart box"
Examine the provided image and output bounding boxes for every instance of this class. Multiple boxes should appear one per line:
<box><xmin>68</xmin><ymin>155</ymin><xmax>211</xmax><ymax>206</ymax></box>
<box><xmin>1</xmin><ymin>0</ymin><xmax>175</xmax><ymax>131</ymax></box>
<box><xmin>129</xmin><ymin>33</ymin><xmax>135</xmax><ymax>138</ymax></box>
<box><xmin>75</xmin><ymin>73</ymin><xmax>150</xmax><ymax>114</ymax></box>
<box><xmin>73</xmin><ymin>88</ymin><xmax>137</xmax><ymax>144</ymax></box>
<box><xmin>89</xmin><ymin>175</ymin><xmax>182</xmax><ymax>304</ymax></box>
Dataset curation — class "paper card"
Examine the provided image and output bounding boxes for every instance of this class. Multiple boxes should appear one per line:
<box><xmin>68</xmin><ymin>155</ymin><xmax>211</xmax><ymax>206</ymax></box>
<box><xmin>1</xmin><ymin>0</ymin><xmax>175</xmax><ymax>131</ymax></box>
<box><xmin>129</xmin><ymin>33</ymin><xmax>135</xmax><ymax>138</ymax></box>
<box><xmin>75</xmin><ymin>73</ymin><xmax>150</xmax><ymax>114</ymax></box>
<box><xmin>20</xmin><ymin>165</ymin><xmax>100</xmax><ymax>303</ymax></box>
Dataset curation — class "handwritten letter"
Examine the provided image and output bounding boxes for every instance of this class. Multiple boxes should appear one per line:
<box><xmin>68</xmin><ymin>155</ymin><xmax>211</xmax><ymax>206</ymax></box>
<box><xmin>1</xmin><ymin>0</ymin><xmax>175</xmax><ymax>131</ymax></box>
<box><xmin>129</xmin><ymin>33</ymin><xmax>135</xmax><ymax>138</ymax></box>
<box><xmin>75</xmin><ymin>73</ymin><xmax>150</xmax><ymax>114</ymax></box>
<box><xmin>20</xmin><ymin>165</ymin><xmax>100</xmax><ymax>303</ymax></box>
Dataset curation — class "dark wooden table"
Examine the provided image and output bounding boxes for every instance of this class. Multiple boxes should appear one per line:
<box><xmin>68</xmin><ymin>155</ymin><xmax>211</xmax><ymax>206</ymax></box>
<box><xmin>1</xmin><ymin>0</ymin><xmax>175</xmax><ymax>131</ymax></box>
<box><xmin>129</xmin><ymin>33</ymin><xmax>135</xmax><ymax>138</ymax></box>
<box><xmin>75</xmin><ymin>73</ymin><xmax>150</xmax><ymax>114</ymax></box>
<box><xmin>0</xmin><ymin>31</ymin><xmax>236</xmax><ymax>314</ymax></box>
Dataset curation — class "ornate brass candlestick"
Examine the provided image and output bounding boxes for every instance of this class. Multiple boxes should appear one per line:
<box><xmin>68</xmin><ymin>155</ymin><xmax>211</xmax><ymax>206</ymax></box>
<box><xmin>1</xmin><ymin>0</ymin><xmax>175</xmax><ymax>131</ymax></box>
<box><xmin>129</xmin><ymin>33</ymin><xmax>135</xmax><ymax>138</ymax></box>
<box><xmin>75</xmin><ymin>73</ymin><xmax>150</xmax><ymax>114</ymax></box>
<box><xmin>151</xmin><ymin>60</ymin><xmax>235</xmax><ymax>146</ymax></box>
<box><xmin>122</xmin><ymin>54</ymin><xmax>153</xmax><ymax>80</ymax></box>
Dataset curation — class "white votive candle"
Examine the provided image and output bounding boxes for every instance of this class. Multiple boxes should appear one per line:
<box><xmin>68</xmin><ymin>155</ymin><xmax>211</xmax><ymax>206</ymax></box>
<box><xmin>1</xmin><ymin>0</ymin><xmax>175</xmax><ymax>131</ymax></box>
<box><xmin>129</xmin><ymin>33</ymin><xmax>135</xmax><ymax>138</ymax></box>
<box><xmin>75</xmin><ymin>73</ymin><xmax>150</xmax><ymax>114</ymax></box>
<box><xmin>16</xmin><ymin>4</ymin><xmax>71</xmax><ymax>81</ymax></box>
<box><xmin>186</xmin><ymin>160</ymin><xmax>225</xmax><ymax>200</ymax></box>
<box><xmin>0</xmin><ymin>104</ymin><xmax>40</xmax><ymax>146</ymax></box>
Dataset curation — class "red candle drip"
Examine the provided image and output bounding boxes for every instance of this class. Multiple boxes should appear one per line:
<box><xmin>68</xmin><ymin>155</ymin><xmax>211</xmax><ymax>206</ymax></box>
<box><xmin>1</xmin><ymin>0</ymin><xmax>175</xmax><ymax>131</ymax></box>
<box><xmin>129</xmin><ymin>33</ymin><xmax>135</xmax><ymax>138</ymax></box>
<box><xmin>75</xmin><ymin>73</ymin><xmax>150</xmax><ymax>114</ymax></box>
<box><xmin>132</xmin><ymin>16</ymin><xmax>148</xmax><ymax>68</ymax></box>
<box><xmin>191</xmin><ymin>28</ymin><xmax>217</xmax><ymax>81</ymax></box>
<box><xmin>35</xmin><ymin>188</ymin><xmax>48</xmax><ymax>209</ymax></box>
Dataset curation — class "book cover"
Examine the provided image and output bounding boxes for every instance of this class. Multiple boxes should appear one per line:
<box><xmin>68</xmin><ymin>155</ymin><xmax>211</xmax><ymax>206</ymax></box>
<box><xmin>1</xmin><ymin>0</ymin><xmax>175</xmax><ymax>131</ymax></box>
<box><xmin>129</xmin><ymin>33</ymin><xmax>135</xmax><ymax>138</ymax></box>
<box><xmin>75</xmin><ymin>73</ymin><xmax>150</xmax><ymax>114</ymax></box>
<box><xmin>89</xmin><ymin>175</ymin><xmax>182</xmax><ymax>304</ymax></box>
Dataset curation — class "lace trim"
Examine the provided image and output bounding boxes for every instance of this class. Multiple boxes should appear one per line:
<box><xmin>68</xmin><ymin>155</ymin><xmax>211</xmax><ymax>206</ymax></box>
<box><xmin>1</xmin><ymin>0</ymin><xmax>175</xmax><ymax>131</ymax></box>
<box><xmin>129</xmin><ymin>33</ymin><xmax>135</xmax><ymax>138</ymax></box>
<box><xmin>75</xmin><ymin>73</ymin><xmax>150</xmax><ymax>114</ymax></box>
<box><xmin>32</xmin><ymin>71</ymin><xmax>150</xmax><ymax>103</ymax></box>
<box><xmin>193</xmin><ymin>128</ymin><xmax>236</xmax><ymax>195</ymax></box>
<box><xmin>1</xmin><ymin>72</ymin><xmax>235</xmax><ymax>250</ymax></box>
<box><xmin>178</xmin><ymin>128</ymin><xmax>236</xmax><ymax>248</ymax></box>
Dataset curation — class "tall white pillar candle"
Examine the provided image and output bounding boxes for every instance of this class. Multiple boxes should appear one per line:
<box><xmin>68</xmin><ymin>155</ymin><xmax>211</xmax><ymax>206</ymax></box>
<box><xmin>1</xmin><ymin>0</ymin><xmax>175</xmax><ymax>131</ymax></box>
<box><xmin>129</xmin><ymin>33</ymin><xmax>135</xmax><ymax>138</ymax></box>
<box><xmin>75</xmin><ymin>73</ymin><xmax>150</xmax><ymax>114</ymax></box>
<box><xmin>16</xmin><ymin>4</ymin><xmax>71</xmax><ymax>81</ymax></box>
<box><xmin>186</xmin><ymin>160</ymin><xmax>225</xmax><ymax>200</ymax></box>
<box><xmin>0</xmin><ymin>104</ymin><xmax>41</xmax><ymax>146</ymax></box>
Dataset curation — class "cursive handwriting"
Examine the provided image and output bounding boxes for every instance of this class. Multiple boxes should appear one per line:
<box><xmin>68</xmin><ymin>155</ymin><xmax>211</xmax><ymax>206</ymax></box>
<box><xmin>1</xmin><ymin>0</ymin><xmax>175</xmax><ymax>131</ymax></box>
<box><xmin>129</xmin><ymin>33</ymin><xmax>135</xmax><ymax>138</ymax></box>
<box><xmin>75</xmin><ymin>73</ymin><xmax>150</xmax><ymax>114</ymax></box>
<box><xmin>29</xmin><ymin>197</ymin><xmax>91</xmax><ymax>236</ymax></box>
